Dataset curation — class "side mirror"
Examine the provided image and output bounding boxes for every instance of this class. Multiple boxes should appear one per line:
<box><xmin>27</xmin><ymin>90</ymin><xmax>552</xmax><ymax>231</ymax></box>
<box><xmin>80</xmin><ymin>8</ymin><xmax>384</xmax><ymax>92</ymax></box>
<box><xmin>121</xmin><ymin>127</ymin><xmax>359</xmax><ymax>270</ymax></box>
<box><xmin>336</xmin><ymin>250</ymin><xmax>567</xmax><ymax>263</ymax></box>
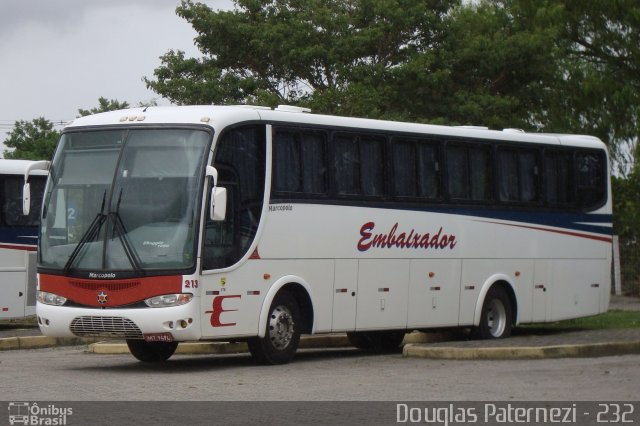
<box><xmin>23</xmin><ymin>183</ymin><xmax>31</xmax><ymax>216</ymax></box>
<box><xmin>205</xmin><ymin>165</ymin><xmax>226</xmax><ymax>221</ymax></box>
<box><xmin>210</xmin><ymin>187</ymin><xmax>227</xmax><ymax>221</ymax></box>
<box><xmin>22</xmin><ymin>160</ymin><xmax>50</xmax><ymax>216</ymax></box>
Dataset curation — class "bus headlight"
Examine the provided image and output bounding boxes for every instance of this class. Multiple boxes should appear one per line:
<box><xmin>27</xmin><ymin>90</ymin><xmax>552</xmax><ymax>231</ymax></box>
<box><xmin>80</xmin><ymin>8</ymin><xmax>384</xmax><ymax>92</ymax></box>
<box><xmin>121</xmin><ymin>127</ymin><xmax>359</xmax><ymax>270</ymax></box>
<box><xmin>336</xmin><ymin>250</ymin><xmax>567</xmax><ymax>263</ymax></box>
<box><xmin>37</xmin><ymin>291</ymin><xmax>67</xmax><ymax>306</ymax></box>
<box><xmin>144</xmin><ymin>293</ymin><xmax>193</xmax><ymax>308</ymax></box>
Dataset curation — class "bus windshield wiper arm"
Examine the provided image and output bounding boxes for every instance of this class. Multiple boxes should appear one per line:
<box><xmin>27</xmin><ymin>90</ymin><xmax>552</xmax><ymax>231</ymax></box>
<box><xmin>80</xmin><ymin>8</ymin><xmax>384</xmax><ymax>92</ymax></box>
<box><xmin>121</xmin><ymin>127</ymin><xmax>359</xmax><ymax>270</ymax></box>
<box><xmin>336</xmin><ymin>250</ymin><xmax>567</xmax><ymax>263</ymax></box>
<box><xmin>109</xmin><ymin>189</ymin><xmax>144</xmax><ymax>276</ymax></box>
<box><xmin>63</xmin><ymin>190</ymin><xmax>107</xmax><ymax>275</ymax></box>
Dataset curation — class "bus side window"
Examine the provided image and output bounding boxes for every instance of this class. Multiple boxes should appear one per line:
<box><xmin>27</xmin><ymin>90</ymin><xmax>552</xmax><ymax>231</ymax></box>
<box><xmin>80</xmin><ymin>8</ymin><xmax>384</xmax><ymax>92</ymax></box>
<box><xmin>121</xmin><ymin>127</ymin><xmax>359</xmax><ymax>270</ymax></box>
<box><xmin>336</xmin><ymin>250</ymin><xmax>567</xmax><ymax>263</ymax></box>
<box><xmin>392</xmin><ymin>138</ymin><xmax>441</xmax><ymax>200</ymax></box>
<box><xmin>497</xmin><ymin>148</ymin><xmax>540</xmax><ymax>204</ymax></box>
<box><xmin>446</xmin><ymin>143</ymin><xmax>492</xmax><ymax>202</ymax></box>
<box><xmin>544</xmin><ymin>150</ymin><xmax>574</xmax><ymax>207</ymax></box>
<box><xmin>272</xmin><ymin>129</ymin><xmax>327</xmax><ymax>197</ymax></box>
<box><xmin>576</xmin><ymin>151</ymin><xmax>606</xmax><ymax>210</ymax></box>
<box><xmin>333</xmin><ymin>133</ymin><xmax>385</xmax><ymax>198</ymax></box>
<box><xmin>2</xmin><ymin>176</ymin><xmax>46</xmax><ymax>227</ymax></box>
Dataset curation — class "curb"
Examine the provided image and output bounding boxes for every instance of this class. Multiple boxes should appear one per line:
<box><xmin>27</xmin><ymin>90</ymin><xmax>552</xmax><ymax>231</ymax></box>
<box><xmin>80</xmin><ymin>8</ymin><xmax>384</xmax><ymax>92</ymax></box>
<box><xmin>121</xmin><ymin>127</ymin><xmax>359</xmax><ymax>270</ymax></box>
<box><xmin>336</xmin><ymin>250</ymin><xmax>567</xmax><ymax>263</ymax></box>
<box><xmin>0</xmin><ymin>336</ymin><xmax>101</xmax><ymax>351</ymax></box>
<box><xmin>402</xmin><ymin>340</ymin><xmax>640</xmax><ymax>360</ymax></box>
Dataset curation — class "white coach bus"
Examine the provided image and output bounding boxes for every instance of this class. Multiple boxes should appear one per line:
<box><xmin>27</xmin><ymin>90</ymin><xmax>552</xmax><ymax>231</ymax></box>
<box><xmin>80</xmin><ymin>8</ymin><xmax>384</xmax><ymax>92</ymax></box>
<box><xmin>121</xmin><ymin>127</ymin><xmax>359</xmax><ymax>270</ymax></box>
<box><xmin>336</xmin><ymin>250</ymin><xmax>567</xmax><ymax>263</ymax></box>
<box><xmin>36</xmin><ymin>105</ymin><xmax>611</xmax><ymax>363</ymax></box>
<box><xmin>0</xmin><ymin>159</ymin><xmax>48</xmax><ymax>319</ymax></box>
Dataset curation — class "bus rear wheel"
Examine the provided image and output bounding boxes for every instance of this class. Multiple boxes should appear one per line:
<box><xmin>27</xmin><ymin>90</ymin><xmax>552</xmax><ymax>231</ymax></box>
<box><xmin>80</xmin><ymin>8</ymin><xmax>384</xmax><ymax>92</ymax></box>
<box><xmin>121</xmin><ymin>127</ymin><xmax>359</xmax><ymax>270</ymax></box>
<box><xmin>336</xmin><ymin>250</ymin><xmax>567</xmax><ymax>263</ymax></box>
<box><xmin>346</xmin><ymin>330</ymin><xmax>405</xmax><ymax>352</ymax></box>
<box><xmin>475</xmin><ymin>286</ymin><xmax>513</xmax><ymax>339</ymax></box>
<box><xmin>248</xmin><ymin>291</ymin><xmax>301</xmax><ymax>365</ymax></box>
<box><xmin>126</xmin><ymin>339</ymin><xmax>178</xmax><ymax>362</ymax></box>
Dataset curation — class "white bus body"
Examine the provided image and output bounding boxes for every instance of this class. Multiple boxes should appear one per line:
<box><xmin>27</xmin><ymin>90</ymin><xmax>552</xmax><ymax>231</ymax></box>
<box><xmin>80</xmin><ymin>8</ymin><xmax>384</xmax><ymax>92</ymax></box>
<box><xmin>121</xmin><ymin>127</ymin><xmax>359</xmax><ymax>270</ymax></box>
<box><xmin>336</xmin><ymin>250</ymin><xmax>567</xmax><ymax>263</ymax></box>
<box><xmin>0</xmin><ymin>159</ymin><xmax>48</xmax><ymax>319</ymax></box>
<box><xmin>36</xmin><ymin>106</ymin><xmax>612</xmax><ymax>363</ymax></box>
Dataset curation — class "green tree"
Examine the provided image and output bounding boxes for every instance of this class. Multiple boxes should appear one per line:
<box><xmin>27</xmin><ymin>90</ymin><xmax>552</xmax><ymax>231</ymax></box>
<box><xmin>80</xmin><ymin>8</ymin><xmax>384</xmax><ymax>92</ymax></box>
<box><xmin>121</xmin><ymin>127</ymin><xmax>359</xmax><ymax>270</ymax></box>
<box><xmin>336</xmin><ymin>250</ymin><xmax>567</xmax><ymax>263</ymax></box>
<box><xmin>384</xmin><ymin>0</ymin><xmax>560</xmax><ymax>128</ymax></box>
<box><xmin>612</xmin><ymin>172</ymin><xmax>640</xmax><ymax>239</ymax></box>
<box><xmin>508</xmin><ymin>0</ymin><xmax>640</xmax><ymax>173</ymax></box>
<box><xmin>78</xmin><ymin>97</ymin><xmax>130</xmax><ymax>117</ymax></box>
<box><xmin>3</xmin><ymin>117</ymin><xmax>59</xmax><ymax>160</ymax></box>
<box><xmin>146</xmin><ymin>0</ymin><xmax>563</xmax><ymax>129</ymax></box>
<box><xmin>145</xmin><ymin>0</ymin><xmax>458</xmax><ymax>114</ymax></box>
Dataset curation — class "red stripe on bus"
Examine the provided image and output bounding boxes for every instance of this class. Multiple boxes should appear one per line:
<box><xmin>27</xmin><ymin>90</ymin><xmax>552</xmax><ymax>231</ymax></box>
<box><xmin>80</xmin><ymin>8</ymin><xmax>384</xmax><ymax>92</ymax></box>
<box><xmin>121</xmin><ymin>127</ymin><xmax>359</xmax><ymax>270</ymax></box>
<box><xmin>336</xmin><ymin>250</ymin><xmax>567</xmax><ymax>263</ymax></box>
<box><xmin>476</xmin><ymin>220</ymin><xmax>613</xmax><ymax>243</ymax></box>
<box><xmin>0</xmin><ymin>244</ymin><xmax>37</xmax><ymax>252</ymax></box>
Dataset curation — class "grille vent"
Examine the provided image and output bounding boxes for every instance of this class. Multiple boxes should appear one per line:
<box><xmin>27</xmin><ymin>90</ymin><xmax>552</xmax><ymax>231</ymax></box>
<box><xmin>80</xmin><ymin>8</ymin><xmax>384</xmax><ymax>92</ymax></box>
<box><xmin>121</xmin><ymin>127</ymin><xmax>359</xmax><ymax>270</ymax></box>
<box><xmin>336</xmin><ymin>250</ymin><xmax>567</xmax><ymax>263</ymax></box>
<box><xmin>70</xmin><ymin>281</ymin><xmax>140</xmax><ymax>291</ymax></box>
<box><xmin>70</xmin><ymin>316</ymin><xmax>143</xmax><ymax>339</ymax></box>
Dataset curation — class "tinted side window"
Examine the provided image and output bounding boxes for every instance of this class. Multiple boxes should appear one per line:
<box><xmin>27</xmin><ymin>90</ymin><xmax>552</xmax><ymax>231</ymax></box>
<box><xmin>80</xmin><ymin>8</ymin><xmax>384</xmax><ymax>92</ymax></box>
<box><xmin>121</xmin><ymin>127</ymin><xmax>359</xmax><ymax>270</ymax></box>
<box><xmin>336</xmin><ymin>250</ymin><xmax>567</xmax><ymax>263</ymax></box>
<box><xmin>576</xmin><ymin>151</ymin><xmax>606</xmax><ymax>209</ymax></box>
<box><xmin>272</xmin><ymin>129</ymin><xmax>327</xmax><ymax>196</ymax></box>
<box><xmin>497</xmin><ymin>148</ymin><xmax>540</xmax><ymax>203</ymax></box>
<box><xmin>544</xmin><ymin>150</ymin><xmax>574</xmax><ymax>207</ymax></box>
<box><xmin>2</xmin><ymin>175</ymin><xmax>46</xmax><ymax>227</ymax></box>
<box><xmin>333</xmin><ymin>133</ymin><xmax>385</xmax><ymax>197</ymax></box>
<box><xmin>446</xmin><ymin>143</ymin><xmax>492</xmax><ymax>202</ymax></box>
<box><xmin>392</xmin><ymin>138</ymin><xmax>441</xmax><ymax>199</ymax></box>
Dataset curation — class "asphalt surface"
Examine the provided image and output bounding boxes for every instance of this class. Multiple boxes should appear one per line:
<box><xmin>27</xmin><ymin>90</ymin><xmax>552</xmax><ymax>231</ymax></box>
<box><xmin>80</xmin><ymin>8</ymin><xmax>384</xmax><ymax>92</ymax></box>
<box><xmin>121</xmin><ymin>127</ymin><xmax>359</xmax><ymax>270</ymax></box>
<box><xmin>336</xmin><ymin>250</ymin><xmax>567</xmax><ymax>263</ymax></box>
<box><xmin>1</xmin><ymin>295</ymin><xmax>639</xmax><ymax>359</ymax></box>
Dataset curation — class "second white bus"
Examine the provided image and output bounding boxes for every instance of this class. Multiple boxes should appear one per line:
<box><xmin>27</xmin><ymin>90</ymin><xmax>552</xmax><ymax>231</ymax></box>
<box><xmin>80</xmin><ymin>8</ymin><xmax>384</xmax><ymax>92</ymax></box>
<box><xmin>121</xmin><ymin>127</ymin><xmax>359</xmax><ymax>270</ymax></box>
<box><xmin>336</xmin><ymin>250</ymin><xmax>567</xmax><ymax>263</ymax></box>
<box><xmin>0</xmin><ymin>159</ymin><xmax>48</xmax><ymax>319</ymax></box>
<box><xmin>36</xmin><ymin>106</ymin><xmax>611</xmax><ymax>363</ymax></box>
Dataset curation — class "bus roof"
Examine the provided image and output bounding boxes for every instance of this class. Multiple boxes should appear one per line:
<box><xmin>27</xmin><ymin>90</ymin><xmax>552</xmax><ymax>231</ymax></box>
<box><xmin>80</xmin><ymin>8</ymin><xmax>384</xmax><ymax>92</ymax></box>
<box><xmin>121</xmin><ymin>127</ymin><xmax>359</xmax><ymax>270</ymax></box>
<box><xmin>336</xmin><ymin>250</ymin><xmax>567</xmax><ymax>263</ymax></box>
<box><xmin>64</xmin><ymin>105</ymin><xmax>607</xmax><ymax>150</ymax></box>
<box><xmin>0</xmin><ymin>159</ymin><xmax>48</xmax><ymax>176</ymax></box>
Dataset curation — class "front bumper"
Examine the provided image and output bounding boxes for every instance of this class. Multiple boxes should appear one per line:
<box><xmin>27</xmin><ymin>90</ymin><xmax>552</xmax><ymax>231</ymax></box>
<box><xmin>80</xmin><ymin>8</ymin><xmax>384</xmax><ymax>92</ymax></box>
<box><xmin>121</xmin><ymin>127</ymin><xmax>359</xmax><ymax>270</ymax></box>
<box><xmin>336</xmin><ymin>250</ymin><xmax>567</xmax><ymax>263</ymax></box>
<box><xmin>36</xmin><ymin>301</ymin><xmax>202</xmax><ymax>341</ymax></box>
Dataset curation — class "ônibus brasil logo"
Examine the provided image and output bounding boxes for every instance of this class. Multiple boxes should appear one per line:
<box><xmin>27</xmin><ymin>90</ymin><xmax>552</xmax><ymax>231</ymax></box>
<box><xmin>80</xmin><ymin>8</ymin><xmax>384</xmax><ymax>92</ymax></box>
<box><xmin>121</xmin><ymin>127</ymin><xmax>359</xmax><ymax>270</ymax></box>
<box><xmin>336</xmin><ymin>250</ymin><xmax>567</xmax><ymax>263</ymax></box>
<box><xmin>7</xmin><ymin>402</ymin><xmax>73</xmax><ymax>425</ymax></box>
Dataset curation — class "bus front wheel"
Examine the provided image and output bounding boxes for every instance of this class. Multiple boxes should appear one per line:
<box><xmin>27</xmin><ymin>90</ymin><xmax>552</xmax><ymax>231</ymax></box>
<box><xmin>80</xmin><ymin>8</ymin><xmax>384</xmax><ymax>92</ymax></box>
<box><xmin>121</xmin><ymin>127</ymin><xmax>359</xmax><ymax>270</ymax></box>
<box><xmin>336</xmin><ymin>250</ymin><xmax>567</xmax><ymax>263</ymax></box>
<box><xmin>126</xmin><ymin>339</ymin><xmax>178</xmax><ymax>362</ymax></box>
<box><xmin>248</xmin><ymin>291</ymin><xmax>301</xmax><ymax>365</ymax></box>
<box><xmin>475</xmin><ymin>286</ymin><xmax>513</xmax><ymax>339</ymax></box>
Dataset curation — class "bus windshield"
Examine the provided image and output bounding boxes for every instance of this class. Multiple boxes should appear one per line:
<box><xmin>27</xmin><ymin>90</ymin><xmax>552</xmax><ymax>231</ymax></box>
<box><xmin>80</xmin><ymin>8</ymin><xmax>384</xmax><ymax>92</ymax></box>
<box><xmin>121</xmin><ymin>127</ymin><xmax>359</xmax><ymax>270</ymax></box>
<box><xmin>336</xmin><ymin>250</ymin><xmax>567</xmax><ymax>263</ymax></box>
<box><xmin>39</xmin><ymin>128</ymin><xmax>211</xmax><ymax>276</ymax></box>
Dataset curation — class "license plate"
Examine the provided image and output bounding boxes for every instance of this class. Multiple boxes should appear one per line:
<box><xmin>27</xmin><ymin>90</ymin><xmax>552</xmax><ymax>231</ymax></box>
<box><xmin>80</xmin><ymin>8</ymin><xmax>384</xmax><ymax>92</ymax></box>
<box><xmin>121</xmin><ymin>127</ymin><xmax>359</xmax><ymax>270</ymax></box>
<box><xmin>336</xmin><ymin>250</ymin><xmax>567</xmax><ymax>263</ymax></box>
<box><xmin>143</xmin><ymin>332</ymin><xmax>174</xmax><ymax>343</ymax></box>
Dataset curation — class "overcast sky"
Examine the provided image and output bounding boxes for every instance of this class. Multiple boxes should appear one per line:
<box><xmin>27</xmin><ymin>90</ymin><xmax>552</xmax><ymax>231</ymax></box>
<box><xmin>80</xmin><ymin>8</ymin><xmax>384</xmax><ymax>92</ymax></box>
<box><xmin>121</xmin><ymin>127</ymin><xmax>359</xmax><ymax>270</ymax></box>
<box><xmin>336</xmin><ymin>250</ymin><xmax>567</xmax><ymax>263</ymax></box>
<box><xmin>0</xmin><ymin>0</ymin><xmax>232</xmax><ymax>148</ymax></box>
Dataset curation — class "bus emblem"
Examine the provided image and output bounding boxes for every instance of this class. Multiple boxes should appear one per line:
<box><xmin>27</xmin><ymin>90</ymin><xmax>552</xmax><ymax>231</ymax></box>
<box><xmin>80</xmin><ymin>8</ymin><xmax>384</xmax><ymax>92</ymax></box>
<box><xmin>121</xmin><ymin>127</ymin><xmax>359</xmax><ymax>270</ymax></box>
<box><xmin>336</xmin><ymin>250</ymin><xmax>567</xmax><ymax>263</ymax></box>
<box><xmin>97</xmin><ymin>291</ymin><xmax>108</xmax><ymax>305</ymax></box>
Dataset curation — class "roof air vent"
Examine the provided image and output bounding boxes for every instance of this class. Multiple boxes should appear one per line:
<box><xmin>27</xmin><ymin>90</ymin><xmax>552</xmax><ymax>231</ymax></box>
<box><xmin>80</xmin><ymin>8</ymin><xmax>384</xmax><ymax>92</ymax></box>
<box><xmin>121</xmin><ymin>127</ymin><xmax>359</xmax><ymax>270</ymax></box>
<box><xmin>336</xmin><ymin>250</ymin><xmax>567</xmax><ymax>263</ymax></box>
<box><xmin>275</xmin><ymin>105</ymin><xmax>311</xmax><ymax>113</ymax></box>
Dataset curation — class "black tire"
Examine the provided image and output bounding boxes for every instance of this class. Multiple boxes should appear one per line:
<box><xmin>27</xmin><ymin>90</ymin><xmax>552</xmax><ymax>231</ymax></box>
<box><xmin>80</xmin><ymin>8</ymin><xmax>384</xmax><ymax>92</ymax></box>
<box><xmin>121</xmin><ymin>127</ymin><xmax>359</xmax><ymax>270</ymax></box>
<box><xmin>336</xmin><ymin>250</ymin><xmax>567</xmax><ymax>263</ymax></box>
<box><xmin>474</xmin><ymin>286</ymin><xmax>513</xmax><ymax>339</ymax></box>
<box><xmin>346</xmin><ymin>330</ymin><xmax>405</xmax><ymax>352</ymax></box>
<box><xmin>126</xmin><ymin>339</ymin><xmax>178</xmax><ymax>362</ymax></box>
<box><xmin>248</xmin><ymin>291</ymin><xmax>301</xmax><ymax>365</ymax></box>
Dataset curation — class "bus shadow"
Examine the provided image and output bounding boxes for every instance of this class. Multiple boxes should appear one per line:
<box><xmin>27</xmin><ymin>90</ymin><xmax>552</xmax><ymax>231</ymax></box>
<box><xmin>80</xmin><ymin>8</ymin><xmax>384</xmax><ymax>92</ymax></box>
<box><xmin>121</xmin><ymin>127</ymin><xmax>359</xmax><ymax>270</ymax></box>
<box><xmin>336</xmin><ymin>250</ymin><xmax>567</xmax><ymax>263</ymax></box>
<box><xmin>74</xmin><ymin>346</ymin><xmax>379</xmax><ymax>373</ymax></box>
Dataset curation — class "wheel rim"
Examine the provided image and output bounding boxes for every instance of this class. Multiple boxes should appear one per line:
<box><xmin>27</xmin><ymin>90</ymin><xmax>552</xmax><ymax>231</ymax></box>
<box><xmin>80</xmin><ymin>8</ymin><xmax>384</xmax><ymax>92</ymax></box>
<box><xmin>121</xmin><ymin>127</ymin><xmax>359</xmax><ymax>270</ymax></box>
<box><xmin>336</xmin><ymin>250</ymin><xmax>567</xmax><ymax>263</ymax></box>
<box><xmin>268</xmin><ymin>305</ymin><xmax>295</xmax><ymax>350</ymax></box>
<box><xmin>486</xmin><ymin>298</ymin><xmax>507</xmax><ymax>338</ymax></box>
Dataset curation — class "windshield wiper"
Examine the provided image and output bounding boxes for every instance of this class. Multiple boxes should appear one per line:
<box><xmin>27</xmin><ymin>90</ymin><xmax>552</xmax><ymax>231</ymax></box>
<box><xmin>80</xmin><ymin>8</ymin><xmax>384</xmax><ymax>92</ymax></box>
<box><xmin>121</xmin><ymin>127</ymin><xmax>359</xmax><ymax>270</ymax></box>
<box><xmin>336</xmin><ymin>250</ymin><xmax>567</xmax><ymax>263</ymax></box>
<box><xmin>63</xmin><ymin>190</ymin><xmax>107</xmax><ymax>275</ymax></box>
<box><xmin>109</xmin><ymin>188</ymin><xmax>144</xmax><ymax>276</ymax></box>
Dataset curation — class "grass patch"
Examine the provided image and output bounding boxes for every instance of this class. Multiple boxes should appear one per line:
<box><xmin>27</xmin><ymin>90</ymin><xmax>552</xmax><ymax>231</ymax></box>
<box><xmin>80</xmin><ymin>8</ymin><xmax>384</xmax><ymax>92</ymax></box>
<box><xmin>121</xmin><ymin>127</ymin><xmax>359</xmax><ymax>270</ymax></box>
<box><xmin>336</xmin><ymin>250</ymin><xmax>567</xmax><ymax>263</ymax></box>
<box><xmin>521</xmin><ymin>310</ymin><xmax>640</xmax><ymax>332</ymax></box>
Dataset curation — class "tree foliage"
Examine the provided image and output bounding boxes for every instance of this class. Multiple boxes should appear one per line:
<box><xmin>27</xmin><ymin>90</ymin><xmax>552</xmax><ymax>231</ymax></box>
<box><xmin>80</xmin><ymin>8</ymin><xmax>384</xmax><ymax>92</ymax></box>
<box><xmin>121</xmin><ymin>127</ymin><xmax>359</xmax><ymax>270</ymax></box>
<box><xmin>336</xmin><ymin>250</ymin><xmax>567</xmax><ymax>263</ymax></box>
<box><xmin>512</xmin><ymin>0</ymin><xmax>640</xmax><ymax>174</ymax></box>
<box><xmin>146</xmin><ymin>0</ymin><xmax>559</xmax><ymax>129</ymax></box>
<box><xmin>78</xmin><ymin>97</ymin><xmax>130</xmax><ymax>117</ymax></box>
<box><xmin>147</xmin><ymin>0</ymin><xmax>458</xmax><ymax>113</ymax></box>
<box><xmin>3</xmin><ymin>118</ymin><xmax>60</xmax><ymax>160</ymax></box>
<box><xmin>612</xmin><ymin>171</ymin><xmax>640</xmax><ymax>239</ymax></box>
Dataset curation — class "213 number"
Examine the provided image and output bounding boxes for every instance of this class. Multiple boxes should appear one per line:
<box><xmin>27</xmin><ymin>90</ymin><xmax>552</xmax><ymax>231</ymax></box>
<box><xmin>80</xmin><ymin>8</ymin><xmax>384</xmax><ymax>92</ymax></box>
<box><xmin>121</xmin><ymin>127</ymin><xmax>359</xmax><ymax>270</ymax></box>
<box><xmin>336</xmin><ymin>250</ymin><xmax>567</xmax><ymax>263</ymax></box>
<box><xmin>184</xmin><ymin>279</ymin><xmax>199</xmax><ymax>289</ymax></box>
